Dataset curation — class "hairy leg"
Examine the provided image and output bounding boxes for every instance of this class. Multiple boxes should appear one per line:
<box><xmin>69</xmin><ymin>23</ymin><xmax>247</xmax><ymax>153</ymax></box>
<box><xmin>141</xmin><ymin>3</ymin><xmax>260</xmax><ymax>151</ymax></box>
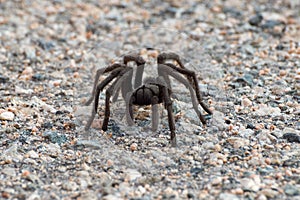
<box><xmin>163</xmin><ymin>63</ymin><xmax>212</xmax><ymax>115</ymax></box>
<box><xmin>125</xmin><ymin>91</ymin><xmax>135</xmax><ymax>126</ymax></box>
<box><xmin>158</xmin><ymin>52</ymin><xmax>210</xmax><ymax>108</ymax></box>
<box><xmin>160</xmin><ymin>84</ymin><xmax>176</xmax><ymax>147</ymax></box>
<box><xmin>157</xmin><ymin>52</ymin><xmax>185</xmax><ymax>69</ymax></box>
<box><xmin>158</xmin><ymin>64</ymin><xmax>207</xmax><ymax>125</ymax></box>
<box><xmin>85</xmin><ymin>68</ymin><xmax>106</xmax><ymax>106</ymax></box>
<box><xmin>123</xmin><ymin>54</ymin><xmax>146</xmax><ymax>89</ymax></box>
<box><xmin>85</xmin><ymin>63</ymin><xmax>125</xmax><ymax>106</ymax></box>
<box><xmin>111</xmin><ymin>67</ymin><xmax>133</xmax><ymax>102</ymax></box>
<box><xmin>157</xmin><ymin>52</ymin><xmax>194</xmax><ymax>82</ymax></box>
<box><xmin>85</xmin><ymin>68</ymin><xmax>123</xmax><ymax>131</ymax></box>
<box><xmin>102</xmin><ymin>78</ymin><xmax>120</xmax><ymax>131</ymax></box>
<box><xmin>151</xmin><ymin>96</ymin><xmax>159</xmax><ymax>132</ymax></box>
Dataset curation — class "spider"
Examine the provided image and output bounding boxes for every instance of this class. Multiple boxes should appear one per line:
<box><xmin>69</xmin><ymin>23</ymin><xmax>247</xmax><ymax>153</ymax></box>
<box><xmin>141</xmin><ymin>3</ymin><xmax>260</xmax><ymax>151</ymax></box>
<box><xmin>84</xmin><ymin>52</ymin><xmax>212</xmax><ymax>147</ymax></box>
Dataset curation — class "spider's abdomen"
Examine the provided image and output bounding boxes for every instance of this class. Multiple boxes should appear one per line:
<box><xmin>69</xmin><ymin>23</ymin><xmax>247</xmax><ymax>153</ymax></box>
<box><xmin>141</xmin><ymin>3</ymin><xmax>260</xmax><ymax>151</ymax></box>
<box><xmin>132</xmin><ymin>84</ymin><xmax>163</xmax><ymax>106</ymax></box>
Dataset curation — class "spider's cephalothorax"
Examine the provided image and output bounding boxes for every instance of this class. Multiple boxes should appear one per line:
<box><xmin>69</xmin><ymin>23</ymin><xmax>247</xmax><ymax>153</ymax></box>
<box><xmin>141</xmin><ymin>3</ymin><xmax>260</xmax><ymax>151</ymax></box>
<box><xmin>131</xmin><ymin>83</ymin><xmax>165</xmax><ymax>106</ymax></box>
<box><xmin>84</xmin><ymin>52</ymin><xmax>212</xmax><ymax>147</ymax></box>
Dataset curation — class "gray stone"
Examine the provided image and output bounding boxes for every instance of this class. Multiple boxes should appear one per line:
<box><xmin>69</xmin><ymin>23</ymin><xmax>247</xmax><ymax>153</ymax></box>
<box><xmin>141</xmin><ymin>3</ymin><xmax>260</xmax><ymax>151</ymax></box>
<box><xmin>2</xmin><ymin>167</ymin><xmax>16</xmax><ymax>177</ymax></box>
<box><xmin>62</xmin><ymin>181</ymin><xmax>78</xmax><ymax>191</ymax></box>
<box><xmin>1</xmin><ymin>143</ymin><xmax>23</xmax><ymax>162</ymax></box>
<box><xmin>219</xmin><ymin>193</ymin><xmax>240</xmax><ymax>200</ymax></box>
<box><xmin>284</xmin><ymin>184</ymin><xmax>300</xmax><ymax>196</ymax></box>
<box><xmin>125</xmin><ymin>168</ymin><xmax>142</xmax><ymax>181</ymax></box>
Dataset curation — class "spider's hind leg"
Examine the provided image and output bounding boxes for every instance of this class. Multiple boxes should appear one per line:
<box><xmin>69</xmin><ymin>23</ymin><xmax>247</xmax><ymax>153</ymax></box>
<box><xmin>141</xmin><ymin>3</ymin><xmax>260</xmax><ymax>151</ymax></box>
<box><xmin>125</xmin><ymin>91</ymin><xmax>135</xmax><ymax>126</ymax></box>
<box><xmin>151</xmin><ymin>96</ymin><xmax>160</xmax><ymax>132</ymax></box>
<box><xmin>164</xmin><ymin>63</ymin><xmax>212</xmax><ymax>116</ymax></box>
<box><xmin>158</xmin><ymin>64</ymin><xmax>208</xmax><ymax>125</ymax></box>
<box><xmin>160</xmin><ymin>84</ymin><xmax>176</xmax><ymax>147</ymax></box>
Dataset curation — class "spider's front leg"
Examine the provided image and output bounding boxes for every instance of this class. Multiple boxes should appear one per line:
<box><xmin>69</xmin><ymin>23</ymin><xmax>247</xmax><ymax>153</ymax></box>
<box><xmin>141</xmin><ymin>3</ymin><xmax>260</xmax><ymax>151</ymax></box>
<box><xmin>85</xmin><ymin>63</ymin><xmax>125</xmax><ymax>106</ymax></box>
<box><xmin>102</xmin><ymin>79</ymin><xmax>119</xmax><ymax>131</ymax></box>
<box><xmin>85</xmin><ymin>67</ymin><xmax>127</xmax><ymax>131</ymax></box>
<box><xmin>123</xmin><ymin>54</ymin><xmax>146</xmax><ymax>88</ymax></box>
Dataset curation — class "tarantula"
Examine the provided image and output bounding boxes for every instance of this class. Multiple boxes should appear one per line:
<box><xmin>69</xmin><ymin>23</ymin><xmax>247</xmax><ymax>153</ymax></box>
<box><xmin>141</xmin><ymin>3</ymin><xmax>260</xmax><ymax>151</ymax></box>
<box><xmin>84</xmin><ymin>52</ymin><xmax>212</xmax><ymax>147</ymax></box>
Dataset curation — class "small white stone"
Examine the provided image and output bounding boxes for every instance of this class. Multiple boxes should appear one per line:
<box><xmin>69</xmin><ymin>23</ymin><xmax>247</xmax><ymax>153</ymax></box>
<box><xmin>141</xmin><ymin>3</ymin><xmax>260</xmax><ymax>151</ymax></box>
<box><xmin>240</xmin><ymin>178</ymin><xmax>260</xmax><ymax>192</ymax></box>
<box><xmin>125</xmin><ymin>169</ymin><xmax>142</xmax><ymax>181</ymax></box>
<box><xmin>0</xmin><ymin>111</ymin><xmax>14</xmax><ymax>121</ymax></box>
<box><xmin>27</xmin><ymin>190</ymin><xmax>41</xmax><ymax>200</ymax></box>
<box><xmin>2</xmin><ymin>167</ymin><xmax>16</xmax><ymax>177</ymax></box>
<box><xmin>27</xmin><ymin>150</ymin><xmax>39</xmax><ymax>159</ymax></box>
<box><xmin>227</xmin><ymin>137</ymin><xmax>250</xmax><ymax>149</ymax></box>
<box><xmin>211</xmin><ymin>176</ymin><xmax>223</xmax><ymax>186</ymax></box>
<box><xmin>15</xmin><ymin>85</ymin><xmax>33</xmax><ymax>94</ymax></box>
<box><xmin>219</xmin><ymin>193</ymin><xmax>239</xmax><ymax>200</ymax></box>
<box><xmin>254</xmin><ymin>104</ymin><xmax>281</xmax><ymax>116</ymax></box>
<box><xmin>1</xmin><ymin>143</ymin><xmax>23</xmax><ymax>161</ymax></box>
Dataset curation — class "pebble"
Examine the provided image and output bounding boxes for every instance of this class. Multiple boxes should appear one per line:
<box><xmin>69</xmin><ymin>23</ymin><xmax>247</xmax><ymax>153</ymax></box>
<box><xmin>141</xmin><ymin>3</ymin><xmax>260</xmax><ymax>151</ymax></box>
<box><xmin>219</xmin><ymin>193</ymin><xmax>240</xmax><ymax>200</ymax></box>
<box><xmin>1</xmin><ymin>143</ymin><xmax>23</xmax><ymax>162</ymax></box>
<box><xmin>235</xmin><ymin>74</ymin><xmax>254</xmax><ymax>87</ymax></box>
<box><xmin>241</xmin><ymin>97</ymin><xmax>252</xmax><ymax>107</ymax></box>
<box><xmin>283</xmin><ymin>133</ymin><xmax>300</xmax><ymax>143</ymax></box>
<box><xmin>27</xmin><ymin>191</ymin><xmax>41</xmax><ymax>200</ymax></box>
<box><xmin>227</xmin><ymin>137</ymin><xmax>249</xmax><ymax>149</ymax></box>
<box><xmin>79</xmin><ymin>192</ymin><xmax>98</xmax><ymax>200</ymax></box>
<box><xmin>254</xmin><ymin>104</ymin><xmax>281</xmax><ymax>116</ymax></box>
<box><xmin>256</xmin><ymin>130</ymin><xmax>277</xmax><ymax>144</ymax></box>
<box><xmin>62</xmin><ymin>181</ymin><xmax>78</xmax><ymax>191</ymax></box>
<box><xmin>15</xmin><ymin>85</ymin><xmax>33</xmax><ymax>94</ymax></box>
<box><xmin>260</xmin><ymin>188</ymin><xmax>279</xmax><ymax>198</ymax></box>
<box><xmin>98</xmin><ymin>172</ymin><xmax>112</xmax><ymax>187</ymax></box>
<box><xmin>284</xmin><ymin>184</ymin><xmax>300</xmax><ymax>196</ymax></box>
<box><xmin>32</xmin><ymin>73</ymin><xmax>46</xmax><ymax>81</ymax></box>
<box><xmin>0</xmin><ymin>111</ymin><xmax>14</xmax><ymax>121</ymax></box>
<box><xmin>42</xmin><ymin>131</ymin><xmax>68</xmax><ymax>145</ymax></box>
<box><xmin>211</xmin><ymin>176</ymin><xmax>223</xmax><ymax>186</ymax></box>
<box><xmin>211</xmin><ymin>110</ymin><xmax>226</xmax><ymax>130</ymax></box>
<box><xmin>2</xmin><ymin>167</ymin><xmax>17</xmax><ymax>177</ymax></box>
<box><xmin>130</xmin><ymin>143</ymin><xmax>138</xmax><ymax>151</ymax></box>
<box><xmin>261</xmin><ymin>20</ymin><xmax>285</xmax><ymax>29</ymax></box>
<box><xmin>75</xmin><ymin>140</ymin><xmax>102</xmax><ymax>149</ymax></box>
<box><xmin>240</xmin><ymin>177</ymin><xmax>260</xmax><ymax>192</ymax></box>
<box><xmin>256</xmin><ymin>194</ymin><xmax>267</xmax><ymax>200</ymax></box>
<box><xmin>248</xmin><ymin>13</ymin><xmax>263</xmax><ymax>26</ymax></box>
<box><xmin>24</xmin><ymin>47</ymin><xmax>36</xmax><ymax>60</ymax></box>
<box><xmin>125</xmin><ymin>169</ymin><xmax>142</xmax><ymax>182</ymax></box>
<box><xmin>239</xmin><ymin>129</ymin><xmax>254</xmax><ymax>138</ymax></box>
<box><xmin>102</xmin><ymin>194</ymin><xmax>123</xmax><ymax>200</ymax></box>
<box><xmin>43</xmin><ymin>143</ymin><xmax>61</xmax><ymax>157</ymax></box>
<box><xmin>0</xmin><ymin>75</ymin><xmax>9</xmax><ymax>83</ymax></box>
<box><xmin>37</xmin><ymin>39</ymin><xmax>55</xmax><ymax>51</ymax></box>
<box><xmin>27</xmin><ymin>150</ymin><xmax>39</xmax><ymax>159</ymax></box>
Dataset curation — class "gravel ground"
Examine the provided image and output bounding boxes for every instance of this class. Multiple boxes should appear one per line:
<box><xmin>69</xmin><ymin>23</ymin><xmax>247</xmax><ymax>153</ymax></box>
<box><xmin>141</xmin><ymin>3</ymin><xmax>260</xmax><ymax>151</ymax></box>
<box><xmin>0</xmin><ymin>0</ymin><xmax>300</xmax><ymax>199</ymax></box>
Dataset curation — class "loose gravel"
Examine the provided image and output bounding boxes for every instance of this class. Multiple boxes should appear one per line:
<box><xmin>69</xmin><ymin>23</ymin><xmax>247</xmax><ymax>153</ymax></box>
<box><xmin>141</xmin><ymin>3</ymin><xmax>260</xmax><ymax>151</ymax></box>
<box><xmin>0</xmin><ymin>0</ymin><xmax>300</xmax><ymax>199</ymax></box>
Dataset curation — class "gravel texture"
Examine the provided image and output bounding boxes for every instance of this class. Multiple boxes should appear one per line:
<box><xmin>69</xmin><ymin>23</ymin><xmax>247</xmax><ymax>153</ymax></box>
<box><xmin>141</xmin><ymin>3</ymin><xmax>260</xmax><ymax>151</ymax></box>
<box><xmin>0</xmin><ymin>0</ymin><xmax>300</xmax><ymax>199</ymax></box>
